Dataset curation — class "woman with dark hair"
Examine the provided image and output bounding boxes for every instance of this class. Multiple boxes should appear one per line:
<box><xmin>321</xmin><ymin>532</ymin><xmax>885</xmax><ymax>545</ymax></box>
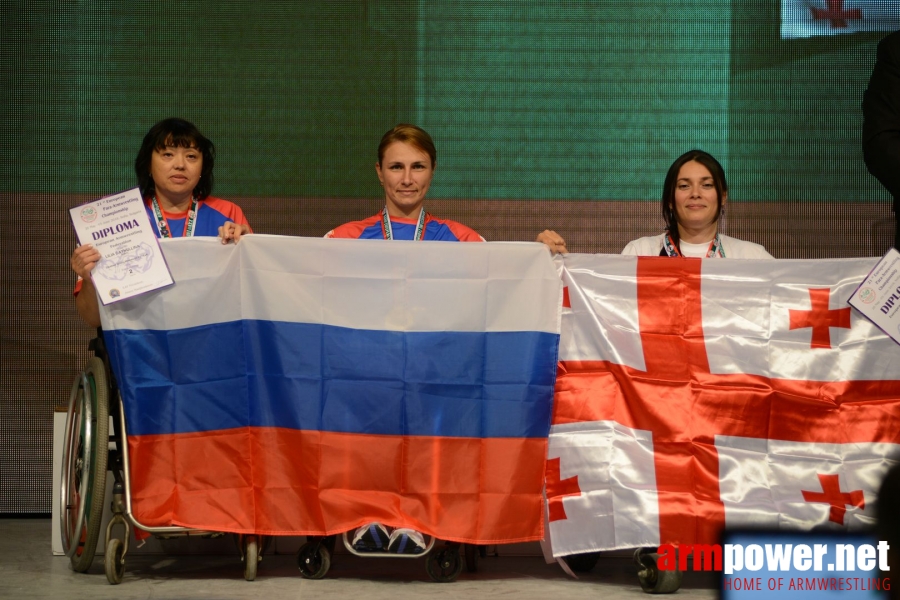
<box><xmin>537</xmin><ymin>150</ymin><xmax>772</xmax><ymax>258</ymax></box>
<box><xmin>538</xmin><ymin>152</ymin><xmax>771</xmax><ymax>575</ymax></box>
<box><xmin>70</xmin><ymin>118</ymin><xmax>252</xmax><ymax>327</ymax></box>
<box><xmin>133</xmin><ymin>117</ymin><xmax>217</xmax><ymax>203</ymax></box>
<box><xmin>622</xmin><ymin>150</ymin><xmax>771</xmax><ymax>258</ymax></box>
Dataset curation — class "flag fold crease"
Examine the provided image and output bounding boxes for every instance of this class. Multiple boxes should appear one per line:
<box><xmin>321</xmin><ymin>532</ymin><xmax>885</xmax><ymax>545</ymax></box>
<box><xmin>100</xmin><ymin>236</ymin><xmax>562</xmax><ymax>542</ymax></box>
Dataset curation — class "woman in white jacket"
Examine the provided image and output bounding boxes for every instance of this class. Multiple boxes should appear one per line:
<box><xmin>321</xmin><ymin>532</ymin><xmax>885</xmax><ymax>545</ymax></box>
<box><xmin>621</xmin><ymin>149</ymin><xmax>772</xmax><ymax>258</ymax></box>
<box><xmin>538</xmin><ymin>150</ymin><xmax>772</xmax><ymax>259</ymax></box>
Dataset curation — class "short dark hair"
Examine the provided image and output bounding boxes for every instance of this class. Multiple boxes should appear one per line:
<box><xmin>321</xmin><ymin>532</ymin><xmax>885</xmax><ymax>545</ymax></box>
<box><xmin>378</xmin><ymin>123</ymin><xmax>437</xmax><ymax>168</ymax></box>
<box><xmin>134</xmin><ymin>118</ymin><xmax>215</xmax><ymax>200</ymax></box>
<box><xmin>661</xmin><ymin>149</ymin><xmax>728</xmax><ymax>253</ymax></box>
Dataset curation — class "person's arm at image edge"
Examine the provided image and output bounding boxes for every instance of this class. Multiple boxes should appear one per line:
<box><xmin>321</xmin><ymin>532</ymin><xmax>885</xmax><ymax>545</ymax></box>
<box><xmin>863</xmin><ymin>32</ymin><xmax>900</xmax><ymax>199</ymax></box>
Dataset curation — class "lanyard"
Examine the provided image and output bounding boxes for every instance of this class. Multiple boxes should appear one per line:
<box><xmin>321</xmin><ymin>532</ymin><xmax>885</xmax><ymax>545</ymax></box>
<box><xmin>663</xmin><ymin>232</ymin><xmax>725</xmax><ymax>258</ymax></box>
<box><xmin>151</xmin><ymin>196</ymin><xmax>198</xmax><ymax>238</ymax></box>
<box><xmin>380</xmin><ymin>206</ymin><xmax>426</xmax><ymax>241</ymax></box>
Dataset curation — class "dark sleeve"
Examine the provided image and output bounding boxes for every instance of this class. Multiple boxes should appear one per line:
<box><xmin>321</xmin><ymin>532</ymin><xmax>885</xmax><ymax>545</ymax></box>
<box><xmin>862</xmin><ymin>30</ymin><xmax>900</xmax><ymax>205</ymax></box>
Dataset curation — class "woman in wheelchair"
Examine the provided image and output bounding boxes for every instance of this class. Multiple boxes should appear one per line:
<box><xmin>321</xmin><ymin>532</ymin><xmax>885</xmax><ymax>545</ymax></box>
<box><xmin>70</xmin><ymin>117</ymin><xmax>252</xmax><ymax>326</ymax></box>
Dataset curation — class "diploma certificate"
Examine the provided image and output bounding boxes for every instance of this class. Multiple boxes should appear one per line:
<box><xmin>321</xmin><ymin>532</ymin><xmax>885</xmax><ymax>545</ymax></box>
<box><xmin>849</xmin><ymin>247</ymin><xmax>900</xmax><ymax>346</ymax></box>
<box><xmin>69</xmin><ymin>188</ymin><xmax>173</xmax><ymax>304</ymax></box>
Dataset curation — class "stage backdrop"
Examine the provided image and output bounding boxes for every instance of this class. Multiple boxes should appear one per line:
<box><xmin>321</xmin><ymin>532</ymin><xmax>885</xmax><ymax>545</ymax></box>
<box><xmin>1</xmin><ymin>1</ymin><xmax>895</xmax><ymax>513</ymax></box>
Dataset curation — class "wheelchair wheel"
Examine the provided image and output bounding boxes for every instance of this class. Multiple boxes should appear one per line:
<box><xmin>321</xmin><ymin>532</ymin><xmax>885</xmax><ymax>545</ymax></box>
<box><xmin>297</xmin><ymin>541</ymin><xmax>331</xmax><ymax>579</ymax></box>
<box><xmin>464</xmin><ymin>543</ymin><xmax>479</xmax><ymax>572</ymax></box>
<box><xmin>425</xmin><ymin>544</ymin><xmax>463</xmax><ymax>583</ymax></box>
<box><xmin>634</xmin><ymin>548</ymin><xmax>683</xmax><ymax>594</ymax></box>
<box><xmin>243</xmin><ymin>535</ymin><xmax>259</xmax><ymax>581</ymax></box>
<box><xmin>105</xmin><ymin>537</ymin><xmax>125</xmax><ymax>584</ymax></box>
<box><xmin>564</xmin><ymin>551</ymin><xmax>601</xmax><ymax>573</ymax></box>
<box><xmin>60</xmin><ymin>357</ymin><xmax>109</xmax><ymax>573</ymax></box>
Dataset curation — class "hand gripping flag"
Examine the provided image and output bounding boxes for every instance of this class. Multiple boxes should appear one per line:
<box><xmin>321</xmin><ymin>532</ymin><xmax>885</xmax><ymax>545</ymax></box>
<box><xmin>99</xmin><ymin>236</ymin><xmax>561</xmax><ymax>542</ymax></box>
<box><xmin>547</xmin><ymin>255</ymin><xmax>900</xmax><ymax>557</ymax></box>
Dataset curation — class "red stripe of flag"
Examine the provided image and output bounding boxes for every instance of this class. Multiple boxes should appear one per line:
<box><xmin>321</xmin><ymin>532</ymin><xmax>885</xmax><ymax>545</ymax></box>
<box><xmin>128</xmin><ymin>428</ymin><xmax>547</xmax><ymax>543</ymax></box>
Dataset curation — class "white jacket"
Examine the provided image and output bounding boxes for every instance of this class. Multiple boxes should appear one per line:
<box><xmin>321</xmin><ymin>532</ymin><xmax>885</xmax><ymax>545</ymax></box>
<box><xmin>621</xmin><ymin>232</ymin><xmax>773</xmax><ymax>259</ymax></box>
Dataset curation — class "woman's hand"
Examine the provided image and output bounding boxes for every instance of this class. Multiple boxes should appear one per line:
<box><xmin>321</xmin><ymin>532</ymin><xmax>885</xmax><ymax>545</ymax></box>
<box><xmin>71</xmin><ymin>244</ymin><xmax>101</xmax><ymax>279</ymax></box>
<box><xmin>536</xmin><ymin>230</ymin><xmax>568</xmax><ymax>255</ymax></box>
<box><xmin>219</xmin><ymin>222</ymin><xmax>251</xmax><ymax>244</ymax></box>
<box><xmin>71</xmin><ymin>245</ymin><xmax>102</xmax><ymax>327</ymax></box>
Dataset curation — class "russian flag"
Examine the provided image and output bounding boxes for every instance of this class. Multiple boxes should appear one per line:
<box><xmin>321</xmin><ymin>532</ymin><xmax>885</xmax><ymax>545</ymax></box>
<box><xmin>99</xmin><ymin>235</ymin><xmax>562</xmax><ymax>543</ymax></box>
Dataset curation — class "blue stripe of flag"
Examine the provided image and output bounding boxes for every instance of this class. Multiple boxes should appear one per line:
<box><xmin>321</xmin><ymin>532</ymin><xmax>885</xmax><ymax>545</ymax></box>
<box><xmin>104</xmin><ymin>320</ymin><xmax>559</xmax><ymax>438</ymax></box>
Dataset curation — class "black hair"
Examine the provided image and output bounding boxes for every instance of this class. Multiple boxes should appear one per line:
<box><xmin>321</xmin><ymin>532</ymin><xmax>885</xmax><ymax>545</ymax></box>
<box><xmin>661</xmin><ymin>149</ymin><xmax>728</xmax><ymax>254</ymax></box>
<box><xmin>134</xmin><ymin>118</ymin><xmax>215</xmax><ymax>200</ymax></box>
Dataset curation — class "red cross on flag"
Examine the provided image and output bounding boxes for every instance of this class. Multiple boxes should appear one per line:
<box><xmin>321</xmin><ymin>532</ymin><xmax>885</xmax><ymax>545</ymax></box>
<box><xmin>546</xmin><ymin>255</ymin><xmax>900</xmax><ymax>558</ymax></box>
<box><xmin>781</xmin><ymin>0</ymin><xmax>899</xmax><ymax>39</ymax></box>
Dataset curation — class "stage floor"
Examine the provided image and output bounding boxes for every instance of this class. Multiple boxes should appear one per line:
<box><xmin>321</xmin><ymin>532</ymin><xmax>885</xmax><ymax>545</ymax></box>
<box><xmin>1</xmin><ymin>518</ymin><xmax>719</xmax><ymax>599</ymax></box>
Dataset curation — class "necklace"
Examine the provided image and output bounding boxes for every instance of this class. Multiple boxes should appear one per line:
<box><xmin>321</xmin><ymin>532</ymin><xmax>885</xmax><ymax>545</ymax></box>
<box><xmin>151</xmin><ymin>196</ymin><xmax>198</xmax><ymax>238</ymax></box>
<box><xmin>380</xmin><ymin>206</ymin><xmax>426</xmax><ymax>241</ymax></box>
<box><xmin>663</xmin><ymin>232</ymin><xmax>725</xmax><ymax>258</ymax></box>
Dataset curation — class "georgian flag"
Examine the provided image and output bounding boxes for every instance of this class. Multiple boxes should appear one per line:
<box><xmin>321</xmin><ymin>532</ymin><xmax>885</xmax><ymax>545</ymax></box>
<box><xmin>781</xmin><ymin>0</ymin><xmax>900</xmax><ymax>39</ymax></box>
<box><xmin>547</xmin><ymin>255</ymin><xmax>900</xmax><ymax>557</ymax></box>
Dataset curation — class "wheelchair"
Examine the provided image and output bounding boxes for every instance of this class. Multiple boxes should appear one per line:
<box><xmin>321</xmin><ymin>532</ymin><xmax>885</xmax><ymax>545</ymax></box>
<box><xmin>59</xmin><ymin>332</ymin><xmax>264</xmax><ymax>584</ymax></box>
<box><xmin>60</xmin><ymin>332</ymin><xmax>477</xmax><ymax>584</ymax></box>
<box><xmin>561</xmin><ymin>549</ymin><xmax>684</xmax><ymax>594</ymax></box>
<box><xmin>296</xmin><ymin>532</ymin><xmax>486</xmax><ymax>583</ymax></box>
